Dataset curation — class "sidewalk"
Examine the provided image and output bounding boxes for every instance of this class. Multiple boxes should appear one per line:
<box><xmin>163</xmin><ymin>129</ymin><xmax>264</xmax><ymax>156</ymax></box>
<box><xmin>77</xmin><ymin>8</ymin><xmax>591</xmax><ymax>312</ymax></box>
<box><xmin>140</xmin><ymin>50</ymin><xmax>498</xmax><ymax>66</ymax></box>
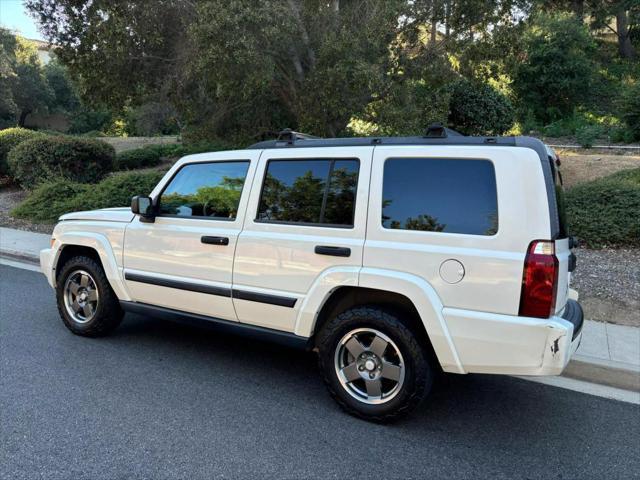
<box><xmin>1</xmin><ymin>226</ymin><xmax>638</xmax><ymax>393</ymax></box>
<box><xmin>0</xmin><ymin>227</ymin><xmax>50</xmax><ymax>264</ymax></box>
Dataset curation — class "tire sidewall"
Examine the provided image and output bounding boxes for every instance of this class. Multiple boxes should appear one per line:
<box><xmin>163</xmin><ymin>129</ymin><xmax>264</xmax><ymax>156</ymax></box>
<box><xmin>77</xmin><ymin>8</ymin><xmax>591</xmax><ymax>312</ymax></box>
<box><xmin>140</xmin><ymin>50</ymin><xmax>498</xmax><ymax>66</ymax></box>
<box><xmin>318</xmin><ymin>307</ymin><xmax>431</xmax><ymax>421</ymax></box>
<box><xmin>56</xmin><ymin>257</ymin><xmax>111</xmax><ymax>335</ymax></box>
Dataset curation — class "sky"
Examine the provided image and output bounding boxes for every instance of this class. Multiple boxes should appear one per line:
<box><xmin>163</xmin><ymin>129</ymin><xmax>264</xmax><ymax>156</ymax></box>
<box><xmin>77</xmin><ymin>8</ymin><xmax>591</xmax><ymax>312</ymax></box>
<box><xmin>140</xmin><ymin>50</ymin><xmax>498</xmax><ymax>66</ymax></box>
<box><xmin>0</xmin><ymin>0</ymin><xmax>44</xmax><ymax>40</ymax></box>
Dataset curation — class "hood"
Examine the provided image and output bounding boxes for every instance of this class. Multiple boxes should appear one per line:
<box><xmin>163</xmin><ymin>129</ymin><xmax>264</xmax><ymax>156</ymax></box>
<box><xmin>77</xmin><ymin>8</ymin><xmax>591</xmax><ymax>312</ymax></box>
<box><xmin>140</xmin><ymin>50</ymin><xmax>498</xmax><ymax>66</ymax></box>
<box><xmin>59</xmin><ymin>207</ymin><xmax>135</xmax><ymax>223</ymax></box>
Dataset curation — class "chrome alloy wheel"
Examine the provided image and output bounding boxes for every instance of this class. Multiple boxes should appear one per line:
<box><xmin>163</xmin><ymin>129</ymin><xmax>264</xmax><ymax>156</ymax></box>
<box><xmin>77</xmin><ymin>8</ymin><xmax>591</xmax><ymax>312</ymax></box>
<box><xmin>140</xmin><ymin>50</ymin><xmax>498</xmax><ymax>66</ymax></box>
<box><xmin>63</xmin><ymin>270</ymin><xmax>99</xmax><ymax>324</ymax></box>
<box><xmin>334</xmin><ymin>328</ymin><xmax>405</xmax><ymax>405</ymax></box>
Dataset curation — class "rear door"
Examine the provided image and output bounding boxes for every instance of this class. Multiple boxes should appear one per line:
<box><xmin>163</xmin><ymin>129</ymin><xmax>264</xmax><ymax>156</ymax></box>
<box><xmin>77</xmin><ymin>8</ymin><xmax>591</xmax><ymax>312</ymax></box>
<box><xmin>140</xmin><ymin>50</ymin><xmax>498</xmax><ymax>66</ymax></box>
<box><xmin>232</xmin><ymin>147</ymin><xmax>373</xmax><ymax>332</ymax></box>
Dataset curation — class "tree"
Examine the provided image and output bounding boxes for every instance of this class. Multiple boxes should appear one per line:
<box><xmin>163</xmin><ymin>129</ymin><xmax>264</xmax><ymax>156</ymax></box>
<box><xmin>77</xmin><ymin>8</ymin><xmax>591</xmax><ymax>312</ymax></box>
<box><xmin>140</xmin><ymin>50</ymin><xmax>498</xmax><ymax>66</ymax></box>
<box><xmin>0</xmin><ymin>29</ymin><xmax>18</xmax><ymax>128</ymax></box>
<box><xmin>12</xmin><ymin>37</ymin><xmax>53</xmax><ymax>126</ymax></box>
<box><xmin>590</xmin><ymin>0</ymin><xmax>638</xmax><ymax>59</ymax></box>
<box><xmin>27</xmin><ymin>0</ymin><xmax>405</xmax><ymax>138</ymax></box>
<box><xmin>513</xmin><ymin>13</ymin><xmax>597</xmax><ymax>123</ymax></box>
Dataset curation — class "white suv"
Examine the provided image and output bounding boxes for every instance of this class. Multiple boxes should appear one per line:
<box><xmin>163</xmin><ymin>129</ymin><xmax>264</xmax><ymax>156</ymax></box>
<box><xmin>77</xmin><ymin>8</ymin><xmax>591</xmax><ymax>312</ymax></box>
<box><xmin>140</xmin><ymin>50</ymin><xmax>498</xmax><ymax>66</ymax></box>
<box><xmin>40</xmin><ymin>127</ymin><xmax>583</xmax><ymax>422</ymax></box>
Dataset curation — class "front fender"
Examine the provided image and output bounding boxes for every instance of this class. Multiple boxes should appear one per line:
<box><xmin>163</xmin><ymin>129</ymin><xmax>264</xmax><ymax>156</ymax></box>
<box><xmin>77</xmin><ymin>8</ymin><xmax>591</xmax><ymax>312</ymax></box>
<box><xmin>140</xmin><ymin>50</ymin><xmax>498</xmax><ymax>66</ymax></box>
<box><xmin>49</xmin><ymin>232</ymin><xmax>131</xmax><ymax>301</ymax></box>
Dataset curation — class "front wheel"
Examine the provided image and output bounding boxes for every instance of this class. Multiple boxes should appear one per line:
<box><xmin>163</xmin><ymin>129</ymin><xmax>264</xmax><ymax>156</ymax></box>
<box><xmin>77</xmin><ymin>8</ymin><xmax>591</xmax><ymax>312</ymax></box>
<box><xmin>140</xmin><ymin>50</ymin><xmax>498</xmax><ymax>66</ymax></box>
<box><xmin>316</xmin><ymin>306</ymin><xmax>433</xmax><ymax>422</ymax></box>
<box><xmin>56</xmin><ymin>255</ymin><xmax>123</xmax><ymax>337</ymax></box>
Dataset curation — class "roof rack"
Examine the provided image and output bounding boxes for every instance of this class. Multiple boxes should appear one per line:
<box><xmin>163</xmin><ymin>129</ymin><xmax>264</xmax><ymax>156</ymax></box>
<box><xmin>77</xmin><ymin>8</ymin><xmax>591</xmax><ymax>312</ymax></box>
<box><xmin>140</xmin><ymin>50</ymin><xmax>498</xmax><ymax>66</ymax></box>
<box><xmin>276</xmin><ymin>128</ymin><xmax>319</xmax><ymax>144</ymax></box>
<box><xmin>424</xmin><ymin>123</ymin><xmax>464</xmax><ymax>138</ymax></box>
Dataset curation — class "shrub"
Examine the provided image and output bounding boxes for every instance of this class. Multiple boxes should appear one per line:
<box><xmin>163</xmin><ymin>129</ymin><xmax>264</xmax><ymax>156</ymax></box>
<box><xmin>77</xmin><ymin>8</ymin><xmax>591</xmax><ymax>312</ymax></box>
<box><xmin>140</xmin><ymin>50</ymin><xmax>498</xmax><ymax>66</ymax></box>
<box><xmin>116</xmin><ymin>147</ymin><xmax>163</xmax><ymax>170</ymax></box>
<box><xmin>575</xmin><ymin>125</ymin><xmax>604</xmax><ymax>148</ymax></box>
<box><xmin>621</xmin><ymin>82</ymin><xmax>640</xmax><ymax>141</ymax></box>
<box><xmin>11</xmin><ymin>179</ymin><xmax>90</xmax><ymax>222</ymax></box>
<box><xmin>7</xmin><ymin>136</ymin><xmax>115</xmax><ymax>188</ymax></box>
<box><xmin>116</xmin><ymin>141</ymin><xmax>232</xmax><ymax>170</ymax></box>
<box><xmin>75</xmin><ymin>170</ymin><xmax>165</xmax><ymax>209</ymax></box>
<box><xmin>448</xmin><ymin>79</ymin><xmax>514</xmax><ymax>135</ymax></box>
<box><xmin>0</xmin><ymin>127</ymin><xmax>46</xmax><ymax>176</ymax></box>
<box><xmin>565</xmin><ymin>168</ymin><xmax>640</xmax><ymax>248</ymax></box>
<box><xmin>12</xmin><ymin>170</ymin><xmax>165</xmax><ymax>223</ymax></box>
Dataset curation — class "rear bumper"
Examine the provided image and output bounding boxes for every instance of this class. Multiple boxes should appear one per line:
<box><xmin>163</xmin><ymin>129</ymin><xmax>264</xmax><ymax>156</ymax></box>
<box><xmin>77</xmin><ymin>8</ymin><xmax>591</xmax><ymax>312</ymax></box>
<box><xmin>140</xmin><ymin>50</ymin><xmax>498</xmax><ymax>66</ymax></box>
<box><xmin>442</xmin><ymin>300</ymin><xmax>583</xmax><ymax>376</ymax></box>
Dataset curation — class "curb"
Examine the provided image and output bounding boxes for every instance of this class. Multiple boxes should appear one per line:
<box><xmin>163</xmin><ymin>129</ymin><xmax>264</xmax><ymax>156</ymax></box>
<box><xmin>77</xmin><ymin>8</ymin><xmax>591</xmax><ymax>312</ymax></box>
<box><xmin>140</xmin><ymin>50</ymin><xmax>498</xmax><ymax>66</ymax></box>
<box><xmin>0</xmin><ymin>249</ymin><xmax>40</xmax><ymax>265</ymax></box>
<box><xmin>563</xmin><ymin>355</ymin><xmax>640</xmax><ymax>393</ymax></box>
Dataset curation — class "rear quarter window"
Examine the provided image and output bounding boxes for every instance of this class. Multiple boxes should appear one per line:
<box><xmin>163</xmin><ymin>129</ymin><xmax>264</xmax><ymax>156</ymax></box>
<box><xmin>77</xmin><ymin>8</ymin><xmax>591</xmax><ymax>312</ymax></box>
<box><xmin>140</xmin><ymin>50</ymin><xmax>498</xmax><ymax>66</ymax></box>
<box><xmin>382</xmin><ymin>158</ymin><xmax>498</xmax><ymax>236</ymax></box>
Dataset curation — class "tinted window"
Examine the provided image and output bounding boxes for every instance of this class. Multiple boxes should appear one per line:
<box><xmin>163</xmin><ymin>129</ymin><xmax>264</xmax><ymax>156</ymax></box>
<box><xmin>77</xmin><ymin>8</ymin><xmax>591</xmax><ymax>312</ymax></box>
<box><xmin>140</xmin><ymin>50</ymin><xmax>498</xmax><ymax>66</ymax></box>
<box><xmin>159</xmin><ymin>161</ymin><xmax>249</xmax><ymax>219</ymax></box>
<box><xmin>382</xmin><ymin>158</ymin><xmax>498</xmax><ymax>235</ymax></box>
<box><xmin>257</xmin><ymin>159</ymin><xmax>359</xmax><ymax>226</ymax></box>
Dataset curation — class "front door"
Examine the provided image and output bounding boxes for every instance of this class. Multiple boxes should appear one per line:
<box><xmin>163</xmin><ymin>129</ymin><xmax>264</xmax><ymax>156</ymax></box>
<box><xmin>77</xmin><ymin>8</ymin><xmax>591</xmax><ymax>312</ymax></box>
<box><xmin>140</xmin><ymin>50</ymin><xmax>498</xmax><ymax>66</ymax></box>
<box><xmin>123</xmin><ymin>153</ymin><xmax>258</xmax><ymax>321</ymax></box>
<box><xmin>232</xmin><ymin>146</ymin><xmax>373</xmax><ymax>332</ymax></box>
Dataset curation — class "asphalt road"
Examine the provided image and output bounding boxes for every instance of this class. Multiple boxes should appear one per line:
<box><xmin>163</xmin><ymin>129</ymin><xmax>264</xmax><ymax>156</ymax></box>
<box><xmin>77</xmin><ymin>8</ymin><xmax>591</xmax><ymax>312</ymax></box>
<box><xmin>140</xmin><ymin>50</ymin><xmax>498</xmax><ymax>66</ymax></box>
<box><xmin>1</xmin><ymin>264</ymin><xmax>639</xmax><ymax>480</ymax></box>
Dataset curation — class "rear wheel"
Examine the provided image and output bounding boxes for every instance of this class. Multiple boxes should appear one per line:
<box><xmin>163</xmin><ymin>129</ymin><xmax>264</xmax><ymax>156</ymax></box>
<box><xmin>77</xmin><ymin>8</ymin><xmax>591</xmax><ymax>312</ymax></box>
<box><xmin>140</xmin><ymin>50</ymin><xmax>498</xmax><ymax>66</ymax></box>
<box><xmin>56</xmin><ymin>255</ymin><xmax>123</xmax><ymax>337</ymax></box>
<box><xmin>316</xmin><ymin>306</ymin><xmax>433</xmax><ymax>422</ymax></box>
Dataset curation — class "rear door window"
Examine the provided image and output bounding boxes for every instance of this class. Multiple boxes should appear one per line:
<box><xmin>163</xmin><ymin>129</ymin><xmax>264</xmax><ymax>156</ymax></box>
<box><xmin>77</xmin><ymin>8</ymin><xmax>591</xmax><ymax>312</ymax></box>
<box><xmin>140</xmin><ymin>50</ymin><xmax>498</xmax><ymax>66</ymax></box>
<box><xmin>257</xmin><ymin>158</ymin><xmax>359</xmax><ymax>227</ymax></box>
<box><xmin>382</xmin><ymin>158</ymin><xmax>498</xmax><ymax>235</ymax></box>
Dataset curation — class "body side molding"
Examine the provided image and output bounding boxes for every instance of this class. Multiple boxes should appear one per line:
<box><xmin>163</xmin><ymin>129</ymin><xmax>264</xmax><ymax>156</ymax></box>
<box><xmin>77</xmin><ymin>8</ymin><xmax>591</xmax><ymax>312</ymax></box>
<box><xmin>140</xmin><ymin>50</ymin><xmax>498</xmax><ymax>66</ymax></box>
<box><xmin>120</xmin><ymin>301</ymin><xmax>310</xmax><ymax>349</ymax></box>
<box><xmin>124</xmin><ymin>271</ymin><xmax>297</xmax><ymax>307</ymax></box>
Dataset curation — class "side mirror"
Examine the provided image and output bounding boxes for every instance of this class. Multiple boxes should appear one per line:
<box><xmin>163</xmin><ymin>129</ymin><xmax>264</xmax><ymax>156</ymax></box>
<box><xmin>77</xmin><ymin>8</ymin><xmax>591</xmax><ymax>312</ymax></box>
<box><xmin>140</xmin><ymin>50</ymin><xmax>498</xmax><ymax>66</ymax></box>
<box><xmin>131</xmin><ymin>195</ymin><xmax>155</xmax><ymax>223</ymax></box>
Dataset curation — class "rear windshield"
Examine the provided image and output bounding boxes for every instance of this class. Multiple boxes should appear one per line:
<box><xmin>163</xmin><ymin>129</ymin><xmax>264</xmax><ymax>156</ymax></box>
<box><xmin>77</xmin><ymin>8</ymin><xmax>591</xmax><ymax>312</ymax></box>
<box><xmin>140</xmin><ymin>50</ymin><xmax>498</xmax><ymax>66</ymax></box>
<box><xmin>548</xmin><ymin>153</ymin><xmax>568</xmax><ymax>238</ymax></box>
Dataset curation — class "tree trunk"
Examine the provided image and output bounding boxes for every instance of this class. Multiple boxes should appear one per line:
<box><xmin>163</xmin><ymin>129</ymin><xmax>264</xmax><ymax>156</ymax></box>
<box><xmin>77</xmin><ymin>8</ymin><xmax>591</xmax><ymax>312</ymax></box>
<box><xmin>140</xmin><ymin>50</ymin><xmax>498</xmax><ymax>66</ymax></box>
<box><xmin>18</xmin><ymin>110</ymin><xmax>30</xmax><ymax>127</ymax></box>
<box><xmin>444</xmin><ymin>0</ymin><xmax>451</xmax><ymax>39</ymax></box>
<box><xmin>571</xmin><ymin>0</ymin><xmax>584</xmax><ymax>20</ymax></box>
<box><xmin>616</xmin><ymin>8</ymin><xmax>635</xmax><ymax>59</ymax></box>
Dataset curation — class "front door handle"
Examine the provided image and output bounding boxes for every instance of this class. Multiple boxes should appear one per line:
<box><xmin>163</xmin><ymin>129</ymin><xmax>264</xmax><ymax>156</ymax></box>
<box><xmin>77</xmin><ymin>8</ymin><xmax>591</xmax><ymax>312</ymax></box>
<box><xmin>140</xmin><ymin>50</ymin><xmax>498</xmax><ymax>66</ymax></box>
<box><xmin>314</xmin><ymin>245</ymin><xmax>351</xmax><ymax>257</ymax></box>
<box><xmin>201</xmin><ymin>236</ymin><xmax>229</xmax><ymax>246</ymax></box>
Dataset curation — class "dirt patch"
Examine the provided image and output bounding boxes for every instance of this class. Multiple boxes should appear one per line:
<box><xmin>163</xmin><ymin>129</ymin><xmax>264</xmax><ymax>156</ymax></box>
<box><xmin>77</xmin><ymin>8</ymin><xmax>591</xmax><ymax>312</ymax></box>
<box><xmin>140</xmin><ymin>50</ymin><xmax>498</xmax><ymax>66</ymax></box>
<box><xmin>555</xmin><ymin>150</ymin><xmax>640</xmax><ymax>188</ymax></box>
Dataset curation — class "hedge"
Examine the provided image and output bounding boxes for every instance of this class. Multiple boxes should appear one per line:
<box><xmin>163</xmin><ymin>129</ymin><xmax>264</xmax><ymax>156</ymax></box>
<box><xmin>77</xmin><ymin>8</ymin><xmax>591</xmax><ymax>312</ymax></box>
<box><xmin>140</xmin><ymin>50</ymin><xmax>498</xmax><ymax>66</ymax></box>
<box><xmin>0</xmin><ymin>128</ymin><xmax>46</xmax><ymax>176</ymax></box>
<box><xmin>116</xmin><ymin>140</ymin><xmax>232</xmax><ymax>170</ymax></box>
<box><xmin>116</xmin><ymin>146</ymin><xmax>163</xmax><ymax>170</ymax></box>
<box><xmin>8</xmin><ymin>136</ymin><xmax>115</xmax><ymax>189</ymax></box>
<box><xmin>565</xmin><ymin>168</ymin><xmax>640</xmax><ymax>248</ymax></box>
<box><xmin>12</xmin><ymin>170</ymin><xmax>166</xmax><ymax>223</ymax></box>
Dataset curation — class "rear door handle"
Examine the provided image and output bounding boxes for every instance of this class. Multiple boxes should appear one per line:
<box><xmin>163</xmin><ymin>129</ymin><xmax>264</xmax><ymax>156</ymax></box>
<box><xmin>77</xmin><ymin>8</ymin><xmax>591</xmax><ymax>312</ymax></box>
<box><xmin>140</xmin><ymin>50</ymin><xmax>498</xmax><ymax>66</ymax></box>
<box><xmin>201</xmin><ymin>236</ymin><xmax>229</xmax><ymax>246</ymax></box>
<box><xmin>314</xmin><ymin>245</ymin><xmax>351</xmax><ymax>257</ymax></box>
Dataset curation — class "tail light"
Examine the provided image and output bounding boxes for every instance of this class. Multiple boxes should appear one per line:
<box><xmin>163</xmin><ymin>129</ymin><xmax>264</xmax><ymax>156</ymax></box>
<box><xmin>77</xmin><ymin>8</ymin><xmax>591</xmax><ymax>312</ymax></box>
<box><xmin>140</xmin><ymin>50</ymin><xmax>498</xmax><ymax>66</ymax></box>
<box><xmin>518</xmin><ymin>240</ymin><xmax>558</xmax><ymax>318</ymax></box>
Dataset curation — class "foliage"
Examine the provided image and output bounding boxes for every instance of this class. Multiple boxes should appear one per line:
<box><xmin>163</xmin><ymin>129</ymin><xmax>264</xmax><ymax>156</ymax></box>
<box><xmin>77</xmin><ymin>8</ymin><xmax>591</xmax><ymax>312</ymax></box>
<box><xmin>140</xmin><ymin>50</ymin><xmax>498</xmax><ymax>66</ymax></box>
<box><xmin>11</xmin><ymin>36</ymin><xmax>53</xmax><ymax>126</ymax></box>
<box><xmin>12</xmin><ymin>170</ymin><xmax>165</xmax><ymax>223</ymax></box>
<box><xmin>116</xmin><ymin>147</ymin><xmax>162</xmax><ymax>170</ymax></box>
<box><xmin>0</xmin><ymin>127</ymin><xmax>47</xmax><ymax>176</ymax></box>
<box><xmin>7</xmin><ymin>135</ymin><xmax>115</xmax><ymax>188</ymax></box>
<box><xmin>24</xmin><ymin>1</ymin><xmax>640</xmax><ymax>143</ymax></box>
<box><xmin>115</xmin><ymin>140</ymin><xmax>231</xmax><ymax>170</ymax></box>
<box><xmin>575</xmin><ymin>125</ymin><xmax>604</xmax><ymax>148</ymax></box>
<box><xmin>0</xmin><ymin>29</ymin><xmax>18</xmax><ymax>129</ymax></box>
<box><xmin>565</xmin><ymin>168</ymin><xmax>640</xmax><ymax>248</ymax></box>
<box><xmin>448</xmin><ymin>79</ymin><xmax>514</xmax><ymax>135</ymax></box>
<box><xmin>514</xmin><ymin>13</ymin><xmax>597</xmax><ymax>123</ymax></box>
<box><xmin>621</xmin><ymin>81</ymin><xmax>640</xmax><ymax>140</ymax></box>
<box><xmin>125</xmin><ymin>101</ymin><xmax>180</xmax><ymax>136</ymax></box>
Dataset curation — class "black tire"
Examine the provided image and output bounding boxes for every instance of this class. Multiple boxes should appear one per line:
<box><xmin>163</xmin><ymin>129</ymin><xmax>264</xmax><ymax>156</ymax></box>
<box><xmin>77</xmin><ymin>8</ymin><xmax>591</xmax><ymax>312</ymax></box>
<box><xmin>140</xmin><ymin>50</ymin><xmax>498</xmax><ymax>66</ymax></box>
<box><xmin>56</xmin><ymin>255</ymin><xmax>123</xmax><ymax>337</ymax></box>
<box><xmin>316</xmin><ymin>305</ymin><xmax>433</xmax><ymax>423</ymax></box>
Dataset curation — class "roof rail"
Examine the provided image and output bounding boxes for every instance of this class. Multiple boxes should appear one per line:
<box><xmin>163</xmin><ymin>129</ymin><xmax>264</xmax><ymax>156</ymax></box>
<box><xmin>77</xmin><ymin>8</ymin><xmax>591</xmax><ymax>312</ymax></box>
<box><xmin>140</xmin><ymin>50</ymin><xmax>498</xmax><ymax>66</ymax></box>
<box><xmin>276</xmin><ymin>128</ymin><xmax>319</xmax><ymax>144</ymax></box>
